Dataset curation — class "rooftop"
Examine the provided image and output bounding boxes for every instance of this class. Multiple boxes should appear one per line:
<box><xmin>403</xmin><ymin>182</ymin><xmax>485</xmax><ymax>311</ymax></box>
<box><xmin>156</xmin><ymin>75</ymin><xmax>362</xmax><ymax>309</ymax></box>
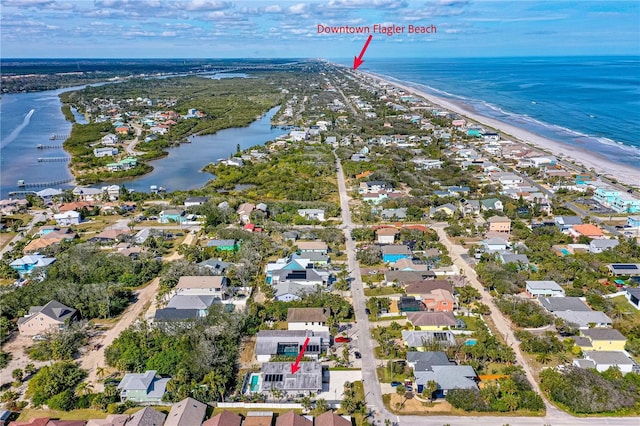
<box><xmin>287</xmin><ymin>307</ymin><xmax>330</xmax><ymax>323</ymax></box>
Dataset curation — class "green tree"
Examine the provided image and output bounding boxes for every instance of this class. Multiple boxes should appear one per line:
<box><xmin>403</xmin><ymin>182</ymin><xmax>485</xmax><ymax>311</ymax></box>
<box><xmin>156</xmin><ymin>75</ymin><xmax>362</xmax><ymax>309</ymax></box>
<box><xmin>422</xmin><ymin>380</ymin><xmax>438</xmax><ymax>402</ymax></box>
<box><xmin>11</xmin><ymin>368</ymin><xmax>23</xmax><ymax>382</ymax></box>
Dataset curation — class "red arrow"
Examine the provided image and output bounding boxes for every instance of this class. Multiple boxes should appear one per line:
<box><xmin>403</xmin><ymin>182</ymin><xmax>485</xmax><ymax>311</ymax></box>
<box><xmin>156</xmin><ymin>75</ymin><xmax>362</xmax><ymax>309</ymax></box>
<box><xmin>353</xmin><ymin>35</ymin><xmax>373</xmax><ymax>70</ymax></box>
<box><xmin>291</xmin><ymin>337</ymin><xmax>310</xmax><ymax>374</ymax></box>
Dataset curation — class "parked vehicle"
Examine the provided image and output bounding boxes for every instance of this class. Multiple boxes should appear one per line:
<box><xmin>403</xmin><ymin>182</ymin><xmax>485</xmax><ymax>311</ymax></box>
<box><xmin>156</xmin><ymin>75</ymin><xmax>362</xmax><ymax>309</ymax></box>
<box><xmin>390</xmin><ymin>381</ymin><xmax>402</xmax><ymax>387</ymax></box>
<box><xmin>354</xmin><ymin>351</ymin><xmax>362</xmax><ymax>359</ymax></box>
<box><xmin>335</xmin><ymin>336</ymin><xmax>351</xmax><ymax>343</ymax></box>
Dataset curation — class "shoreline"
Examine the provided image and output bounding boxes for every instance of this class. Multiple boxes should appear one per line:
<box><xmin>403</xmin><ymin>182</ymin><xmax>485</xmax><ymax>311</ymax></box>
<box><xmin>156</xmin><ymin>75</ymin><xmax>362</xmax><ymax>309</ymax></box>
<box><xmin>362</xmin><ymin>71</ymin><xmax>639</xmax><ymax>188</ymax></box>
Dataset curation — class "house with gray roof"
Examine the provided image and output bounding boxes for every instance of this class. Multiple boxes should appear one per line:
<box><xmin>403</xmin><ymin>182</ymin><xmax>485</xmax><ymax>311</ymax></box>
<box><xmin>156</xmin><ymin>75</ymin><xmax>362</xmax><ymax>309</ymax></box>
<box><xmin>164</xmin><ymin>397</ymin><xmax>207</xmax><ymax>426</ymax></box>
<box><xmin>297</xmin><ymin>209</ymin><xmax>325</xmax><ymax>222</ymax></box>
<box><xmin>380</xmin><ymin>208</ymin><xmax>407</xmax><ymax>220</ymax></box>
<box><xmin>539</xmin><ymin>297</ymin><xmax>591</xmax><ymax>312</ymax></box>
<box><xmin>258</xmin><ymin>362</ymin><xmax>322</xmax><ymax>397</ymax></box>
<box><xmin>17</xmin><ymin>300</ymin><xmax>78</xmax><ymax>336</ymax></box>
<box><xmin>117</xmin><ymin>371</ymin><xmax>169</xmax><ymax>404</ymax></box>
<box><xmin>525</xmin><ymin>280</ymin><xmax>565</xmax><ymax>297</ymax></box>
<box><xmin>153</xmin><ymin>308</ymin><xmax>204</xmax><ymax>323</ymax></box>
<box><xmin>554</xmin><ymin>216</ymin><xmax>582</xmax><ymax>232</ymax></box>
<box><xmin>401</xmin><ymin>330</ymin><xmax>456</xmax><ymax>349</ymax></box>
<box><xmin>126</xmin><ymin>407</ymin><xmax>166</xmax><ymax>426</ymax></box>
<box><xmin>554</xmin><ymin>310</ymin><xmax>612</xmax><ymax>329</ymax></box>
<box><xmin>255</xmin><ymin>330</ymin><xmax>330</xmax><ymax>362</ymax></box>
<box><xmin>166</xmin><ymin>294</ymin><xmax>216</xmax><ymax>310</ymax></box>
<box><xmin>407</xmin><ymin>351</ymin><xmax>452</xmax><ymax>370</ymax></box>
<box><xmin>198</xmin><ymin>258</ymin><xmax>231</xmax><ymax>275</ymax></box>
<box><xmin>498</xmin><ymin>253</ymin><xmax>530</xmax><ymax>266</ymax></box>
<box><xmin>273</xmin><ymin>282</ymin><xmax>322</xmax><ymax>302</ymax></box>
<box><xmin>607</xmin><ymin>263</ymin><xmax>640</xmax><ymax>276</ymax></box>
<box><xmin>574</xmin><ymin>351</ymin><xmax>637</xmax><ymax>373</ymax></box>
<box><xmin>626</xmin><ymin>287</ymin><xmax>640</xmax><ymax>310</ymax></box>
<box><xmin>414</xmin><ymin>365</ymin><xmax>479</xmax><ymax>398</ymax></box>
<box><xmin>480</xmin><ymin>198</ymin><xmax>503</xmax><ymax>212</ymax></box>
<box><xmin>589</xmin><ymin>239</ymin><xmax>619</xmax><ymax>254</ymax></box>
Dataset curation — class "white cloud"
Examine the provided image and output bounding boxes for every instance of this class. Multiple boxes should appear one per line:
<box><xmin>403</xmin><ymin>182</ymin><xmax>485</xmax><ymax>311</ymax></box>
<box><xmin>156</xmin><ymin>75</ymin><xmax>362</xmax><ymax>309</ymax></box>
<box><xmin>182</xmin><ymin>0</ymin><xmax>231</xmax><ymax>11</ymax></box>
<box><xmin>161</xmin><ymin>31</ymin><xmax>176</xmax><ymax>37</ymax></box>
<box><xmin>288</xmin><ymin>3</ymin><xmax>307</xmax><ymax>15</ymax></box>
<box><xmin>264</xmin><ymin>4</ymin><xmax>281</xmax><ymax>13</ymax></box>
<box><xmin>326</xmin><ymin>0</ymin><xmax>407</xmax><ymax>10</ymax></box>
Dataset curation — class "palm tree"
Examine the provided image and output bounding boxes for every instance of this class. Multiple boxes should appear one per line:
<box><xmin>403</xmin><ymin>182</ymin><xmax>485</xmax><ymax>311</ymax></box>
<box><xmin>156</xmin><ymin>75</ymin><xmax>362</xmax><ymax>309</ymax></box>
<box><xmin>422</xmin><ymin>380</ymin><xmax>438</xmax><ymax>402</ymax></box>
<box><xmin>395</xmin><ymin>384</ymin><xmax>407</xmax><ymax>408</ymax></box>
<box><xmin>536</xmin><ymin>352</ymin><xmax>552</xmax><ymax>365</ymax></box>
<box><xmin>96</xmin><ymin>366</ymin><xmax>107</xmax><ymax>380</ymax></box>
<box><xmin>75</xmin><ymin>382</ymin><xmax>94</xmax><ymax>397</ymax></box>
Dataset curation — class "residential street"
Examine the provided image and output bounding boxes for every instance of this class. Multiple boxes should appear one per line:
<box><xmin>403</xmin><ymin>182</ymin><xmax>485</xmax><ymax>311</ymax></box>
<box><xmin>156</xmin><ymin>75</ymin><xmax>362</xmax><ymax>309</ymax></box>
<box><xmin>333</xmin><ymin>151</ymin><xmax>640</xmax><ymax>426</ymax></box>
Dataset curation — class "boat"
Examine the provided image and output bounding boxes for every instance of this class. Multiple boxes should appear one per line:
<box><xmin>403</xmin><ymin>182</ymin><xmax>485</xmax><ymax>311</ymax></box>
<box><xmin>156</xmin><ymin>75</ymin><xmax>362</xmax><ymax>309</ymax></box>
<box><xmin>150</xmin><ymin>185</ymin><xmax>158</xmax><ymax>191</ymax></box>
<box><xmin>17</xmin><ymin>180</ymin><xmax>25</xmax><ymax>187</ymax></box>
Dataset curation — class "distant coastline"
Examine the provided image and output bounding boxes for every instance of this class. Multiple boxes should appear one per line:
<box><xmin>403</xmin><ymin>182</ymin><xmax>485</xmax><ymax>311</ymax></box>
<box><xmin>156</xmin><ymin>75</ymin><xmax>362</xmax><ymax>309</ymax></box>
<box><xmin>360</xmin><ymin>70</ymin><xmax>639</xmax><ymax>189</ymax></box>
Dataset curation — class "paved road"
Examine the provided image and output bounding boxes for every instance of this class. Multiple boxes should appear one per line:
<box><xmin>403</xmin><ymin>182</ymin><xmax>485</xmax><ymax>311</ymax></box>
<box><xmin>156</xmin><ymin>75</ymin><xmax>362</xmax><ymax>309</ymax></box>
<box><xmin>334</xmin><ymin>152</ymin><xmax>640</xmax><ymax>425</ymax></box>
<box><xmin>335</xmin><ymin>152</ymin><xmax>393</xmax><ymax>424</ymax></box>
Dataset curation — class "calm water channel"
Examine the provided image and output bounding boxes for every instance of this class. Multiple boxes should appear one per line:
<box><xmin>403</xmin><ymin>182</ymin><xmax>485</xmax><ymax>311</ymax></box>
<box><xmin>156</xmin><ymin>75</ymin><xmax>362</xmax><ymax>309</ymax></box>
<box><xmin>0</xmin><ymin>83</ymin><xmax>284</xmax><ymax>198</ymax></box>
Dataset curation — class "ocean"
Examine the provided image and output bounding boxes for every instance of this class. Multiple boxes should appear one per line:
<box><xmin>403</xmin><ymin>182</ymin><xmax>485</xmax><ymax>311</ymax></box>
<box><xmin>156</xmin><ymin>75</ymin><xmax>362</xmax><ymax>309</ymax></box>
<box><xmin>343</xmin><ymin>56</ymin><xmax>640</xmax><ymax>169</ymax></box>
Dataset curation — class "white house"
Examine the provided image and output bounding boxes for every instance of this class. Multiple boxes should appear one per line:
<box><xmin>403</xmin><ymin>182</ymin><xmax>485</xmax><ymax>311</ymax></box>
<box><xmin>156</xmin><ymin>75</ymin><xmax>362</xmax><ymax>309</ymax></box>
<box><xmin>574</xmin><ymin>351</ymin><xmax>636</xmax><ymax>374</ymax></box>
<box><xmin>525</xmin><ymin>280</ymin><xmax>565</xmax><ymax>298</ymax></box>
<box><xmin>287</xmin><ymin>307</ymin><xmax>330</xmax><ymax>332</ymax></box>
<box><xmin>53</xmin><ymin>210</ymin><xmax>81</xmax><ymax>226</ymax></box>
<box><xmin>297</xmin><ymin>209</ymin><xmax>325</xmax><ymax>222</ymax></box>
<box><xmin>93</xmin><ymin>147</ymin><xmax>119</xmax><ymax>158</ymax></box>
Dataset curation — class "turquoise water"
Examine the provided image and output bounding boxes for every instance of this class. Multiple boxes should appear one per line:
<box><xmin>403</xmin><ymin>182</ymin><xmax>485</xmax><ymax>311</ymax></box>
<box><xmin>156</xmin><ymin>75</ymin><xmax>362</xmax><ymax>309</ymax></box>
<box><xmin>560</xmin><ymin>248</ymin><xmax>570</xmax><ymax>256</ymax></box>
<box><xmin>465</xmin><ymin>339</ymin><xmax>477</xmax><ymax>346</ymax></box>
<box><xmin>250</xmin><ymin>374</ymin><xmax>259</xmax><ymax>392</ymax></box>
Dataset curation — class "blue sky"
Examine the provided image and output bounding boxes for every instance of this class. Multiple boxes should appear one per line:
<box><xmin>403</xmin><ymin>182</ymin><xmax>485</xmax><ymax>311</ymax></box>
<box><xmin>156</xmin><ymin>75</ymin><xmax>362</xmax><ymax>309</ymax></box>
<box><xmin>1</xmin><ymin>0</ymin><xmax>638</xmax><ymax>58</ymax></box>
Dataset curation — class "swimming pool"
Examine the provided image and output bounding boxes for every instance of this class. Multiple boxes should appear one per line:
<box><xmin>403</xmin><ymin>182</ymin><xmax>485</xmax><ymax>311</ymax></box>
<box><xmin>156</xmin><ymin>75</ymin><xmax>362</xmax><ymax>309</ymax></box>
<box><xmin>250</xmin><ymin>374</ymin><xmax>260</xmax><ymax>392</ymax></box>
<box><xmin>465</xmin><ymin>339</ymin><xmax>477</xmax><ymax>346</ymax></box>
<box><xmin>560</xmin><ymin>248</ymin><xmax>570</xmax><ymax>256</ymax></box>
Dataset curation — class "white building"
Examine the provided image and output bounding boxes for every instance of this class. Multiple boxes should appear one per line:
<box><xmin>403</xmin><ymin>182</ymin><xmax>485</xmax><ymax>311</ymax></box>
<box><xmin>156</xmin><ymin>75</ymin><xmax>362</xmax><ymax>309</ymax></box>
<box><xmin>525</xmin><ymin>280</ymin><xmax>565</xmax><ymax>298</ymax></box>
<box><xmin>54</xmin><ymin>210</ymin><xmax>81</xmax><ymax>226</ymax></box>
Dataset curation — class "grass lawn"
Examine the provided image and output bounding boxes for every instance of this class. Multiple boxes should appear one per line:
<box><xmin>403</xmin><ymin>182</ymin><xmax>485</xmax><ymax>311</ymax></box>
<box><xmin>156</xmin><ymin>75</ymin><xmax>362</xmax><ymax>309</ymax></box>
<box><xmin>0</xmin><ymin>231</ymin><xmax>17</xmax><ymax>251</ymax></box>
<box><xmin>461</xmin><ymin>315</ymin><xmax>484</xmax><ymax>331</ymax></box>
<box><xmin>377</xmin><ymin>366</ymin><xmax>410</xmax><ymax>383</ymax></box>
<box><xmin>17</xmin><ymin>408</ymin><xmax>109</xmax><ymax>421</ymax></box>
<box><xmin>369</xmin><ymin>315</ymin><xmax>406</xmax><ymax>322</ymax></box>
<box><xmin>364</xmin><ymin>286</ymin><xmax>403</xmax><ymax>297</ymax></box>
<box><xmin>336</xmin><ymin>380</ymin><xmax>367</xmax><ymax>425</ymax></box>
<box><xmin>610</xmin><ymin>295</ymin><xmax>640</xmax><ymax>321</ymax></box>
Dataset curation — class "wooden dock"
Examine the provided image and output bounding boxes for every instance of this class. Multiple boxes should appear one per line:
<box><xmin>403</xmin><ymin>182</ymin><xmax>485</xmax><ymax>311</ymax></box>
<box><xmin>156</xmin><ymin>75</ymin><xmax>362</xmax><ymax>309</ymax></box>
<box><xmin>49</xmin><ymin>133</ymin><xmax>69</xmax><ymax>140</ymax></box>
<box><xmin>16</xmin><ymin>178</ymin><xmax>74</xmax><ymax>189</ymax></box>
<box><xmin>37</xmin><ymin>157</ymin><xmax>70</xmax><ymax>163</ymax></box>
<box><xmin>37</xmin><ymin>144</ymin><xmax>63</xmax><ymax>149</ymax></box>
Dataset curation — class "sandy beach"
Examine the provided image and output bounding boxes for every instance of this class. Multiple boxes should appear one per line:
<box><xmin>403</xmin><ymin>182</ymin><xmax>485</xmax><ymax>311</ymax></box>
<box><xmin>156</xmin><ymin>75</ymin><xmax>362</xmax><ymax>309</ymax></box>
<box><xmin>363</xmin><ymin>71</ymin><xmax>639</xmax><ymax>188</ymax></box>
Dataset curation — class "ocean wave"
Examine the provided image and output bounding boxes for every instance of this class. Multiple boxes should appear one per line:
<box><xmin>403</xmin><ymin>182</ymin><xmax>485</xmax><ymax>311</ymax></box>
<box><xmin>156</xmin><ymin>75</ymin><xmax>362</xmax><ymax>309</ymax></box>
<box><xmin>374</xmin><ymin>70</ymin><xmax>640</xmax><ymax>164</ymax></box>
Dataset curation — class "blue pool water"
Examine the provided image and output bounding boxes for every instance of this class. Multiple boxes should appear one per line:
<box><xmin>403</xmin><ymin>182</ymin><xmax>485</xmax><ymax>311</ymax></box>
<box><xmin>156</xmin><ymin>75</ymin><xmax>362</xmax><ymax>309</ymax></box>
<box><xmin>250</xmin><ymin>374</ymin><xmax>259</xmax><ymax>392</ymax></box>
<box><xmin>465</xmin><ymin>339</ymin><xmax>477</xmax><ymax>346</ymax></box>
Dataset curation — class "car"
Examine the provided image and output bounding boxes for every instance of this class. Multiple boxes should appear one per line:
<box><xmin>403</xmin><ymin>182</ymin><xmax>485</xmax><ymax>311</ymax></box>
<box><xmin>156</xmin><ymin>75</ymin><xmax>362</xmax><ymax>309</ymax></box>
<box><xmin>354</xmin><ymin>351</ymin><xmax>362</xmax><ymax>359</ymax></box>
<box><xmin>365</xmin><ymin>308</ymin><xmax>371</xmax><ymax>315</ymax></box>
<box><xmin>334</xmin><ymin>336</ymin><xmax>351</xmax><ymax>343</ymax></box>
<box><xmin>390</xmin><ymin>381</ymin><xmax>402</xmax><ymax>387</ymax></box>
<box><xmin>175</xmin><ymin>232</ymin><xmax>184</xmax><ymax>236</ymax></box>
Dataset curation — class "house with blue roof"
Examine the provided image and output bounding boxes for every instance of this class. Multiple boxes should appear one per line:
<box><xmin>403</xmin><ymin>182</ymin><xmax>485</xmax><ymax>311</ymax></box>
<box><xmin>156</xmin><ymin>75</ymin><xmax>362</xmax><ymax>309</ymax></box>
<box><xmin>10</xmin><ymin>254</ymin><xmax>56</xmax><ymax>277</ymax></box>
<box><xmin>117</xmin><ymin>370</ymin><xmax>169</xmax><ymax>404</ymax></box>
